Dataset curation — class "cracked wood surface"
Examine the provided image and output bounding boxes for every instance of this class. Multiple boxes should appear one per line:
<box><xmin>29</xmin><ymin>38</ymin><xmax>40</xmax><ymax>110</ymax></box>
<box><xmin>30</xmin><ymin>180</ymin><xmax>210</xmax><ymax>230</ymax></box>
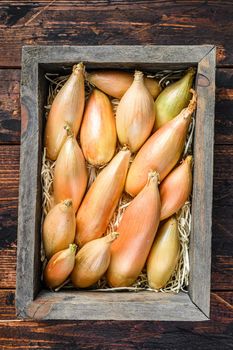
<box><xmin>0</xmin><ymin>0</ymin><xmax>232</xmax><ymax>348</ymax></box>
<box><xmin>0</xmin><ymin>1</ymin><xmax>232</xmax><ymax>67</ymax></box>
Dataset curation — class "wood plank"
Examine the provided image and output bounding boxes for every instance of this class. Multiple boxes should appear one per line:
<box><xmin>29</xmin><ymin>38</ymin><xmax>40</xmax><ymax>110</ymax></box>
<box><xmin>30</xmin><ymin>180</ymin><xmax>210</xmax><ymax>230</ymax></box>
<box><xmin>0</xmin><ymin>1</ymin><xmax>232</xmax><ymax>67</ymax></box>
<box><xmin>0</xmin><ymin>290</ymin><xmax>15</xmax><ymax>320</ymax></box>
<box><xmin>189</xmin><ymin>48</ymin><xmax>215</xmax><ymax>317</ymax></box>
<box><xmin>215</xmin><ymin>69</ymin><xmax>233</xmax><ymax>145</ymax></box>
<box><xmin>0</xmin><ymin>144</ymin><xmax>232</xmax><ymax>290</ymax></box>
<box><xmin>1</xmin><ymin>68</ymin><xmax>232</xmax><ymax>145</ymax></box>
<box><xmin>0</xmin><ymin>292</ymin><xmax>232</xmax><ymax>348</ymax></box>
<box><xmin>21</xmin><ymin>291</ymin><xmax>206</xmax><ymax>321</ymax></box>
<box><xmin>0</xmin><ymin>69</ymin><xmax>20</xmax><ymax>144</ymax></box>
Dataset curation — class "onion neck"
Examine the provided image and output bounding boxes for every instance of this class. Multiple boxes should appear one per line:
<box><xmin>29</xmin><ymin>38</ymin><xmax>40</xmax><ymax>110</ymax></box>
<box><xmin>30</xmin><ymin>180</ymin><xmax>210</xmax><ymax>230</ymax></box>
<box><xmin>104</xmin><ymin>232</ymin><xmax>119</xmax><ymax>244</ymax></box>
<box><xmin>69</xmin><ymin>244</ymin><xmax>77</xmax><ymax>254</ymax></box>
<box><xmin>134</xmin><ymin>70</ymin><xmax>144</xmax><ymax>83</ymax></box>
<box><xmin>73</xmin><ymin>62</ymin><xmax>84</xmax><ymax>75</ymax></box>
<box><xmin>147</xmin><ymin>171</ymin><xmax>160</xmax><ymax>185</ymax></box>
<box><xmin>63</xmin><ymin>199</ymin><xmax>73</xmax><ymax>208</ymax></box>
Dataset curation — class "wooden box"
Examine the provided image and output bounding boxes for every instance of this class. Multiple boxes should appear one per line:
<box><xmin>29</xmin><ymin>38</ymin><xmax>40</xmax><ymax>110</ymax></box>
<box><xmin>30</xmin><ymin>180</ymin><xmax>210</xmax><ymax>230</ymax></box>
<box><xmin>16</xmin><ymin>45</ymin><xmax>216</xmax><ymax>321</ymax></box>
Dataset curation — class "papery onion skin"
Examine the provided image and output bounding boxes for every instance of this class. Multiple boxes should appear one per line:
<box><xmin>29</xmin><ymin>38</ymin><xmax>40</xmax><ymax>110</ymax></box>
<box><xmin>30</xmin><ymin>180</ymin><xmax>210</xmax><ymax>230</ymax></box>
<box><xmin>53</xmin><ymin>127</ymin><xmax>88</xmax><ymax>213</ymax></box>
<box><xmin>42</xmin><ymin>199</ymin><xmax>76</xmax><ymax>259</ymax></box>
<box><xmin>147</xmin><ymin>217</ymin><xmax>180</xmax><ymax>289</ymax></box>
<box><xmin>116</xmin><ymin>71</ymin><xmax>155</xmax><ymax>153</ymax></box>
<box><xmin>45</xmin><ymin>63</ymin><xmax>85</xmax><ymax>160</ymax></box>
<box><xmin>154</xmin><ymin>68</ymin><xmax>195</xmax><ymax>129</ymax></box>
<box><xmin>160</xmin><ymin>155</ymin><xmax>193</xmax><ymax>220</ymax></box>
<box><xmin>44</xmin><ymin>244</ymin><xmax>76</xmax><ymax>289</ymax></box>
<box><xmin>107</xmin><ymin>173</ymin><xmax>161</xmax><ymax>287</ymax></box>
<box><xmin>71</xmin><ymin>232</ymin><xmax>118</xmax><ymax>288</ymax></box>
<box><xmin>86</xmin><ymin>70</ymin><xmax>161</xmax><ymax>99</ymax></box>
<box><xmin>80</xmin><ymin>89</ymin><xmax>116</xmax><ymax>166</ymax></box>
<box><xmin>76</xmin><ymin>149</ymin><xmax>131</xmax><ymax>247</ymax></box>
<box><xmin>125</xmin><ymin>89</ymin><xmax>196</xmax><ymax>197</ymax></box>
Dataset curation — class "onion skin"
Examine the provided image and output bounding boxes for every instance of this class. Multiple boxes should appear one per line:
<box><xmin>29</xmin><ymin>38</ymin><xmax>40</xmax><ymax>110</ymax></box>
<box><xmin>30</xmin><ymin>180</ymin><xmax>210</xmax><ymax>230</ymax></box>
<box><xmin>147</xmin><ymin>217</ymin><xmax>180</xmax><ymax>289</ymax></box>
<box><xmin>44</xmin><ymin>244</ymin><xmax>76</xmax><ymax>289</ymax></box>
<box><xmin>80</xmin><ymin>89</ymin><xmax>117</xmax><ymax>166</ymax></box>
<box><xmin>42</xmin><ymin>199</ymin><xmax>76</xmax><ymax>259</ymax></box>
<box><xmin>71</xmin><ymin>232</ymin><xmax>118</xmax><ymax>288</ymax></box>
<box><xmin>107</xmin><ymin>173</ymin><xmax>161</xmax><ymax>287</ymax></box>
<box><xmin>86</xmin><ymin>70</ymin><xmax>161</xmax><ymax>99</ymax></box>
<box><xmin>116</xmin><ymin>71</ymin><xmax>155</xmax><ymax>152</ymax></box>
<box><xmin>45</xmin><ymin>63</ymin><xmax>85</xmax><ymax>160</ymax></box>
<box><xmin>76</xmin><ymin>149</ymin><xmax>131</xmax><ymax>247</ymax></box>
<box><xmin>160</xmin><ymin>156</ymin><xmax>193</xmax><ymax>220</ymax></box>
<box><xmin>125</xmin><ymin>89</ymin><xmax>196</xmax><ymax>197</ymax></box>
<box><xmin>154</xmin><ymin>68</ymin><xmax>195</xmax><ymax>130</ymax></box>
<box><xmin>53</xmin><ymin>128</ymin><xmax>88</xmax><ymax>213</ymax></box>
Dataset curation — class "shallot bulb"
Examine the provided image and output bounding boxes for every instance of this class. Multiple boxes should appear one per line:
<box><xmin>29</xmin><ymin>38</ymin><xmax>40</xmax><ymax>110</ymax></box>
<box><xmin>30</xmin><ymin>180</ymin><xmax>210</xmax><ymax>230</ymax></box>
<box><xmin>44</xmin><ymin>244</ymin><xmax>77</xmax><ymax>289</ymax></box>
<box><xmin>42</xmin><ymin>199</ymin><xmax>76</xmax><ymax>259</ymax></box>
<box><xmin>86</xmin><ymin>70</ymin><xmax>161</xmax><ymax>99</ymax></box>
<box><xmin>53</xmin><ymin>126</ymin><xmax>87</xmax><ymax>213</ymax></box>
<box><xmin>147</xmin><ymin>217</ymin><xmax>180</xmax><ymax>289</ymax></box>
<box><xmin>107</xmin><ymin>172</ymin><xmax>161</xmax><ymax>287</ymax></box>
<box><xmin>160</xmin><ymin>155</ymin><xmax>193</xmax><ymax>220</ymax></box>
<box><xmin>71</xmin><ymin>232</ymin><xmax>119</xmax><ymax>288</ymax></box>
<box><xmin>116</xmin><ymin>71</ymin><xmax>155</xmax><ymax>152</ymax></box>
<box><xmin>45</xmin><ymin>63</ymin><xmax>85</xmax><ymax>160</ymax></box>
<box><xmin>80</xmin><ymin>89</ymin><xmax>116</xmax><ymax>166</ymax></box>
<box><xmin>76</xmin><ymin>149</ymin><xmax>131</xmax><ymax>246</ymax></box>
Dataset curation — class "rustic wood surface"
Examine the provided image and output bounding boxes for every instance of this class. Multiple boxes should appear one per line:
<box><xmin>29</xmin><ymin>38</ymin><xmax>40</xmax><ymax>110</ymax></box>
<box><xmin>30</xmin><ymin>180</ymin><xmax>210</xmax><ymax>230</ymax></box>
<box><xmin>0</xmin><ymin>0</ymin><xmax>232</xmax><ymax>348</ymax></box>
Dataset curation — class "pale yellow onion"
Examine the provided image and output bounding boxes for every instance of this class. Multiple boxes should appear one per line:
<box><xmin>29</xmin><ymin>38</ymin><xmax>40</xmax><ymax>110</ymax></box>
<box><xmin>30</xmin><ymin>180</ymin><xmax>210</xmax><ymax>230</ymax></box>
<box><xmin>86</xmin><ymin>70</ymin><xmax>161</xmax><ymax>99</ymax></box>
<box><xmin>80</xmin><ymin>89</ymin><xmax>116</xmax><ymax>166</ymax></box>
<box><xmin>76</xmin><ymin>149</ymin><xmax>131</xmax><ymax>247</ymax></box>
<box><xmin>42</xmin><ymin>199</ymin><xmax>76</xmax><ymax>259</ymax></box>
<box><xmin>125</xmin><ymin>89</ymin><xmax>196</xmax><ymax>197</ymax></box>
<box><xmin>147</xmin><ymin>217</ymin><xmax>180</xmax><ymax>289</ymax></box>
<box><xmin>154</xmin><ymin>68</ymin><xmax>195</xmax><ymax>129</ymax></box>
<box><xmin>53</xmin><ymin>126</ymin><xmax>88</xmax><ymax>213</ymax></box>
<box><xmin>160</xmin><ymin>155</ymin><xmax>193</xmax><ymax>220</ymax></box>
<box><xmin>71</xmin><ymin>232</ymin><xmax>119</xmax><ymax>288</ymax></box>
<box><xmin>116</xmin><ymin>71</ymin><xmax>155</xmax><ymax>152</ymax></box>
<box><xmin>107</xmin><ymin>172</ymin><xmax>161</xmax><ymax>287</ymax></box>
<box><xmin>44</xmin><ymin>244</ymin><xmax>77</xmax><ymax>289</ymax></box>
<box><xmin>45</xmin><ymin>63</ymin><xmax>85</xmax><ymax>160</ymax></box>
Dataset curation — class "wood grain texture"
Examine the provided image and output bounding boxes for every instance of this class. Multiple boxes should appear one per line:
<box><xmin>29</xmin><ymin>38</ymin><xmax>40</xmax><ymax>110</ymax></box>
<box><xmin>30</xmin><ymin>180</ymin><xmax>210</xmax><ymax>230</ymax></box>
<box><xmin>0</xmin><ymin>1</ymin><xmax>232</xmax><ymax>67</ymax></box>
<box><xmin>189</xmin><ymin>48</ymin><xmax>216</xmax><ymax>317</ymax></box>
<box><xmin>0</xmin><ymin>292</ymin><xmax>232</xmax><ymax>348</ymax></box>
<box><xmin>0</xmin><ymin>69</ymin><xmax>20</xmax><ymax>144</ymax></box>
<box><xmin>23</xmin><ymin>291</ymin><xmax>206</xmax><ymax>321</ymax></box>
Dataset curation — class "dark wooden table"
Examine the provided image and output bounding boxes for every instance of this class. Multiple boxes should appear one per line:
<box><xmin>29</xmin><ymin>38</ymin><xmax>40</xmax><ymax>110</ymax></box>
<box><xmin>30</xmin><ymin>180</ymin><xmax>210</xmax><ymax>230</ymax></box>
<box><xmin>0</xmin><ymin>1</ymin><xmax>232</xmax><ymax>349</ymax></box>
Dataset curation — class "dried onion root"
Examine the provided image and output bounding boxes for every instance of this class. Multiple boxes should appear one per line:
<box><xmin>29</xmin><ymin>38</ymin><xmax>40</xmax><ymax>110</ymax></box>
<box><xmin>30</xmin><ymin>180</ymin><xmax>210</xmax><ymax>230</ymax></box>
<box><xmin>41</xmin><ymin>68</ymin><xmax>193</xmax><ymax>293</ymax></box>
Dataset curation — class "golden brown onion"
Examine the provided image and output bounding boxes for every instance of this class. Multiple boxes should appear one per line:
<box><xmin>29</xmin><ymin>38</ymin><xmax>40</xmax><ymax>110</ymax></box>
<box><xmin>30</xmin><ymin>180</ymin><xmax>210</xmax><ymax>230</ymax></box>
<box><xmin>42</xmin><ymin>199</ymin><xmax>76</xmax><ymax>259</ymax></box>
<box><xmin>160</xmin><ymin>155</ymin><xmax>193</xmax><ymax>220</ymax></box>
<box><xmin>116</xmin><ymin>71</ymin><xmax>155</xmax><ymax>153</ymax></box>
<box><xmin>45</xmin><ymin>63</ymin><xmax>85</xmax><ymax>160</ymax></box>
<box><xmin>71</xmin><ymin>232</ymin><xmax>118</xmax><ymax>288</ymax></box>
<box><xmin>43</xmin><ymin>244</ymin><xmax>76</xmax><ymax>289</ymax></box>
<box><xmin>53</xmin><ymin>126</ymin><xmax>87</xmax><ymax>213</ymax></box>
<box><xmin>107</xmin><ymin>172</ymin><xmax>161</xmax><ymax>287</ymax></box>
<box><xmin>80</xmin><ymin>89</ymin><xmax>116</xmax><ymax>166</ymax></box>
<box><xmin>76</xmin><ymin>149</ymin><xmax>131</xmax><ymax>247</ymax></box>
<box><xmin>86</xmin><ymin>70</ymin><xmax>161</xmax><ymax>99</ymax></box>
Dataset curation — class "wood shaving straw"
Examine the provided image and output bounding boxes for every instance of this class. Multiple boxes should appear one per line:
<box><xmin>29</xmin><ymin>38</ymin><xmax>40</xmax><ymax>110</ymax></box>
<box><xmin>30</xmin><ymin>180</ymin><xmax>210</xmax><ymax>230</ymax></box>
<box><xmin>41</xmin><ymin>68</ymin><xmax>194</xmax><ymax>293</ymax></box>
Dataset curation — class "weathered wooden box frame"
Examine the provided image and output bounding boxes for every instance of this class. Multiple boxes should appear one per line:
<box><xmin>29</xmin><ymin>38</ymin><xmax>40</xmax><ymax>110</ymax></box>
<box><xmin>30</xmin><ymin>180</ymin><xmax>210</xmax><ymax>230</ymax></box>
<box><xmin>16</xmin><ymin>45</ymin><xmax>215</xmax><ymax>321</ymax></box>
